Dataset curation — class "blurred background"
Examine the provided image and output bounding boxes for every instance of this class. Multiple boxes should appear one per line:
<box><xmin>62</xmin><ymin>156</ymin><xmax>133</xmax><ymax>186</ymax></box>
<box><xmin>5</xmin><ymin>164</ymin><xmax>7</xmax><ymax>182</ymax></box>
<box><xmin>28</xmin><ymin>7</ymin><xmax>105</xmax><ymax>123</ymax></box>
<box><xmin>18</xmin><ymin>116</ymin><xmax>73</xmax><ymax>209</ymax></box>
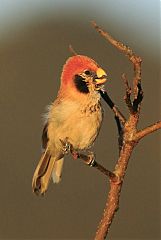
<box><xmin>0</xmin><ymin>0</ymin><xmax>160</xmax><ymax>239</ymax></box>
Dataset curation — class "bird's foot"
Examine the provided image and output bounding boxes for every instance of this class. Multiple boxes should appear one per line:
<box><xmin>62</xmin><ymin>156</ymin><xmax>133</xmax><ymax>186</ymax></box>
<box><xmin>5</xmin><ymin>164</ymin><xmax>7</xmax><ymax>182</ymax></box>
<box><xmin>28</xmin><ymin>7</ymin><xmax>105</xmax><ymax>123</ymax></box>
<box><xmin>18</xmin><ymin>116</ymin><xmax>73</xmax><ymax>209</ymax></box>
<box><xmin>60</xmin><ymin>138</ymin><xmax>71</xmax><ymax>154</ymax></box>
<box><xmin>85</xmin><ymin>152</ymin><xmax>96</xmax><ymax>167</ymax></box>
<box><xmin>71</xmin><ymin>150</ymin><xmax>96</xmax><ymax>166</ymax></box>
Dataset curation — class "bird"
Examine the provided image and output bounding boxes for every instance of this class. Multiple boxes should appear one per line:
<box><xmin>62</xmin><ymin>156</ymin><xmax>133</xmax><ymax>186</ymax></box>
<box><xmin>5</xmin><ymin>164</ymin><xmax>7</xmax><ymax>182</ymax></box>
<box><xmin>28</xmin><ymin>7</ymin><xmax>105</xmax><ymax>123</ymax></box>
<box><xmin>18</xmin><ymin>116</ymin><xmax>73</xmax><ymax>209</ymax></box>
<box><xmin>32</xmin><ymin>55</ymin><xmax>107</xmax><ymax>195</ymax></box>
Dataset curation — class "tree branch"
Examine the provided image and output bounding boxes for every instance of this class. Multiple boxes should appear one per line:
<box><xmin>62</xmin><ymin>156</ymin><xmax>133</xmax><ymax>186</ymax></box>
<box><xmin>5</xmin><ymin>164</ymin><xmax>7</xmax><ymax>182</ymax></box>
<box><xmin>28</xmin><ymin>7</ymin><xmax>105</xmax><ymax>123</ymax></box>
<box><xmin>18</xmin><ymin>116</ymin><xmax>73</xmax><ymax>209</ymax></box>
<box><xmin>70</xmin><ymin>149</ymin><xmax>117</xmax><ymax>180</ymax></box>
<box><xmin>91</xmin><ymin>21</ymin><xmax>142</xmax><ymax>99</ymax></box>
<box><xmin>99</xmin><ymin>90</ymin><xmax>126</xmax><ymax>125</ymax></box>
<box><xmin>90</xmin><ymin>21</ymin><xmax>161</xmax><ymax>240</ymax></box>
<box><xmin>136</xmin><ymin>121</ymin><xmax>161</xmax><ymax>141</ymax></box>
<box><xmin>100</xmin><ymin>90</ymin><xmax>124</xmax><ymax>151</ymax></box>
<box><xmin>122</xmin><ymin>73</ymin><xmax>133</xmax><ymax>113</ymax></box>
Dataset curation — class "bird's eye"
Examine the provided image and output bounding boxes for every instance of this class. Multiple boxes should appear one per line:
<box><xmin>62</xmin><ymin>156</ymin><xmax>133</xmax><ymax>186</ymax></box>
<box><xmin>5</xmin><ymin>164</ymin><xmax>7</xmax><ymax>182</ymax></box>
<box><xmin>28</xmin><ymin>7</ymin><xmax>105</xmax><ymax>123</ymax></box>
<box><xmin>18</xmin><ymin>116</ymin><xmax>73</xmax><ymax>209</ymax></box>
<box><xmin>84</xmin><ymin>70</ymin><xmax>91</xmax><ymax>75</ymax></box>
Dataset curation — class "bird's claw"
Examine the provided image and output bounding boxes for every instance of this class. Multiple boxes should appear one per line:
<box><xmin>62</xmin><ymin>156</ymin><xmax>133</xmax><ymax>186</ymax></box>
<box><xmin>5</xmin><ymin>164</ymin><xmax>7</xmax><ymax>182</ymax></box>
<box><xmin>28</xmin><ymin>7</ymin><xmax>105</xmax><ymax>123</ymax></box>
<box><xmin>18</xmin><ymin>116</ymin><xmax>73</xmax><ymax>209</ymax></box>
<box><xmin>86</xmin><ymin>152</ymin><xmax>96</xmax><ymax>167</ymax></box>
<box><xmin>76</xmin><ymin>151</ymin><xmax>96</xmax><ymax>166</ymax></box>
<box><xmin>60</xmin><ymin>138</ymin><xmax>71</xmax><ymax>154</ymax></box>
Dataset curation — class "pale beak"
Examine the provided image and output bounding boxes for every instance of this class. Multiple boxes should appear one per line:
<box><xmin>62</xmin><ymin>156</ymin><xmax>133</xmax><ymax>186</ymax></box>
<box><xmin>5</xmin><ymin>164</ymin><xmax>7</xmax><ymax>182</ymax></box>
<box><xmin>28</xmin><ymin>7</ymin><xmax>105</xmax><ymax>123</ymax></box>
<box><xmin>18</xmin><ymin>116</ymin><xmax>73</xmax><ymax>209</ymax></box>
<box><xmin>95</xmin><ymin>68</ymin><xmax>107</xmax><ymax>85</ymax></box>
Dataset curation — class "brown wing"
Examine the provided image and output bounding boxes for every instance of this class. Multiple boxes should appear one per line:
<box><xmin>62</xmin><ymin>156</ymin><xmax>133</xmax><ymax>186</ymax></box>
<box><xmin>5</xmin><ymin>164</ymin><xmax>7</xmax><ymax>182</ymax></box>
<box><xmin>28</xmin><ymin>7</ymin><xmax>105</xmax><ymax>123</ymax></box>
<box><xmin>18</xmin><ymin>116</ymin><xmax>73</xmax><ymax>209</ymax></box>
<box><xmin>42</xmin><ymin>122</ymin><xmax>49</xmax><ymax>149</ymax></box>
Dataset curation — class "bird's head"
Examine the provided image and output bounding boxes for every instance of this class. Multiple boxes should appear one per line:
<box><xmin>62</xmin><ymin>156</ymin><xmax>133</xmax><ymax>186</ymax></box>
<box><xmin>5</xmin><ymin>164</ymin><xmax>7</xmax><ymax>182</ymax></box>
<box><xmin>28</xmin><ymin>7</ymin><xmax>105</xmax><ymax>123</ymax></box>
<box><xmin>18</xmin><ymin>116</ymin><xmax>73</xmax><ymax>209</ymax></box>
<box><xmin>59</xmin><ymin>55</ymin><xmax>107</xmax><ymax>97</ymax></box>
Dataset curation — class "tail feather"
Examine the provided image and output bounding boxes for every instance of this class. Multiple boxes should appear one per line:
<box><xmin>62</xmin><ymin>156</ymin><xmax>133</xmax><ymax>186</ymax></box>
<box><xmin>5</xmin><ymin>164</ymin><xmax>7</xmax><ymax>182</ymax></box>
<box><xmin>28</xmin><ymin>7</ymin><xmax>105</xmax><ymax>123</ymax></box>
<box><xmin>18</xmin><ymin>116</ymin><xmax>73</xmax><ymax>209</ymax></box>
<box><xmin>52</xmin><ymin>158</ymin><xmax>64</xmax><ymax>183</ymax></box>
<box><xmin>32</xmin><ymin>147</ymin><xmax>57</xmax><ymax>195</ymax></box>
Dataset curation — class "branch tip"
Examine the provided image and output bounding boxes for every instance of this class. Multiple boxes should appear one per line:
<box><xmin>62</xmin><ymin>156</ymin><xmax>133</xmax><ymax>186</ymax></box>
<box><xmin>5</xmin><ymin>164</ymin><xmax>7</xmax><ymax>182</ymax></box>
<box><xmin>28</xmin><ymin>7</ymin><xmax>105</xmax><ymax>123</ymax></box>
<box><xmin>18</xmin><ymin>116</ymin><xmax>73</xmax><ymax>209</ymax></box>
<box><xmin>136</xmin><ymin>121</ymin><xmax>161</xmax><ymax>141</ymax></box>
<box><xmin>69</xmin><ymin>44</ymin><xmax>78</xmax><ymax>55</ymax></box>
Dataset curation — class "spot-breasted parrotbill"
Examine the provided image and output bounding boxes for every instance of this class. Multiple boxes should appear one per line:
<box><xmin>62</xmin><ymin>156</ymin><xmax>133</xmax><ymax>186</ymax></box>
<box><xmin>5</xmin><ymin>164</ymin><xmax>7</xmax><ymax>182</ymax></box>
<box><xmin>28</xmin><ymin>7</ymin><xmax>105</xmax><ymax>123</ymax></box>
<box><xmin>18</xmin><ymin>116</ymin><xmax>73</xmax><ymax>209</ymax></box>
<box><xmin>32</xmin><ymin>55</ymin><xmax>107</xmax><ymax>195</ymax></box>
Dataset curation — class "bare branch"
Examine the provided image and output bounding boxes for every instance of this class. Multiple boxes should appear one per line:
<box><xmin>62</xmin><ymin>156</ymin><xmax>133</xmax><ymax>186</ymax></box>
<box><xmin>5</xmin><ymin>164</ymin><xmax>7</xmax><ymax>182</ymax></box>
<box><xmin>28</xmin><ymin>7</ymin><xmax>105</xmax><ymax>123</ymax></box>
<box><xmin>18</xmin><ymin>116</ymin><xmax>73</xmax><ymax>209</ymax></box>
<box><xmin>95</xmin><ymin>143</ymin><xmax>134</xmax><ymax>239</ymax></box>
<box><xmin>93</xmin><ymin>161</ymin><xmax>117</xmax><ymax>180</ymax></box>
<box><xmin>122</xmin><ymin>73</ymin><xmax>133</xmax><ymax>113</ymax></box>
<box><xmin>91</xmin><ymin>21</ymin><xmax>142</xmax><ymax>99</ymax></box>
<box><xmin>100</xmin><ymin>90</ymin><xmax>124</xmax><ymax>151</ymax></box>
<box><xmin>100</xmin><ymin>90</ymin><xmax>126</xmax><ymax>125</ymax></box>
<box><xmin>91</xmin><ymin>21</ymin><xmax>134</xmax><ymax>58</ymax></box>
<box><xmin>132</xmin><ymin>83</ymin><xmax>144</xmax><ymax>112</ymax></box>
<box><xmin>136</xmin><ymin>121</ymin><xmax>161</xmax><ymax>141</ymax></box>
<box><xmin>91</xmin><ymin>21</ymin><xmax>160</xmax><ymax>240</ymax></box>
<box><xmin>69</xmin><ymin>44</ymin><xmax>78</xmax><ymax>55</ymax></box>
<box><xmin>71</xmin><ymin>150</ymin><xmax>117</xmax><ymax>180</ymax></box>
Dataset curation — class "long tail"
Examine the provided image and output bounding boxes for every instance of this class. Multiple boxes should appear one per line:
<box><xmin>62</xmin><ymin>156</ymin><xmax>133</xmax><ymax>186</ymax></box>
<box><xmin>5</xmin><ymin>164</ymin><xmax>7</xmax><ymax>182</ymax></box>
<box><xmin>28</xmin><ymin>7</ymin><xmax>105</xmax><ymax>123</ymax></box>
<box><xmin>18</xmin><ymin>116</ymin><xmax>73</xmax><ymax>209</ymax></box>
<box><xmin>52</xmin><ymin>158</ymin><xmax>64</xmax><ymax>183</ymax></box>
<box><xmin>32</xmin><ymin>147</ymin><xmax>64</xmax><ymax>195</ymax></box>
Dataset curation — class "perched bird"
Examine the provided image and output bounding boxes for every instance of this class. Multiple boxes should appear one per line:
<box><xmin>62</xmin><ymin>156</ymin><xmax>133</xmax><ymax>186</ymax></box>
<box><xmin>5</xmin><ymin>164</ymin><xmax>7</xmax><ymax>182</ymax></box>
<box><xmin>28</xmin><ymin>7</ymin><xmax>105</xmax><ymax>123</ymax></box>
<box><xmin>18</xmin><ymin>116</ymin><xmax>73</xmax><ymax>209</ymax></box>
<box><xmin>32</xmin><ymin>55</ymin><xmax>107</xmax><ymax>195</ymax></box>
